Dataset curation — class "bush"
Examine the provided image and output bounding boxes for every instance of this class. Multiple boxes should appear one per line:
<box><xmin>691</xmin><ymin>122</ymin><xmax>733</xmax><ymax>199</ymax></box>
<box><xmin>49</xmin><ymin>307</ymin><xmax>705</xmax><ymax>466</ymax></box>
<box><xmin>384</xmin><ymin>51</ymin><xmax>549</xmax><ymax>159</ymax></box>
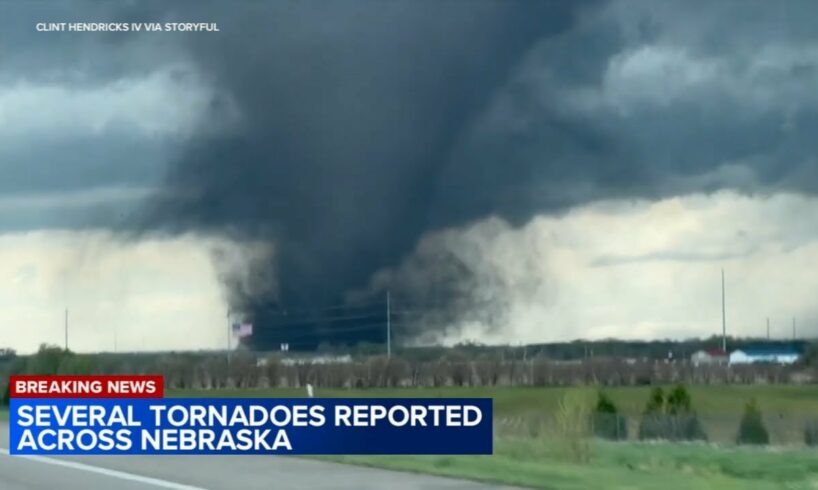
<box><xmin>736</xmin><ymin>399</ymin><xmax>769</xmax><ymax>445</ymax></box>
<box><xmin>592</xmin><ymin>391</ymin><xmax>627</xmax><ymax>440</ymax></box>
<box><xmin>645</xmin><ymin>386</ymin><xmax>664</xmax><ymax>413</ymax></box>
<box><xmin>666</xmin><ymin>384</ymin><xmax>692</xmax><ymax>414</ymax></box>
<box><xmin>638</xmin><ymin>385</ymin><xmax>707</xmax><ymax>441</ymax></box>
<box><xmin>638</xmin><ymin>387</ymin><xmax>666</xmax><ymax>440</ymax></box>
<box><xmin>805</xmin><ymin>420</ymin><xmax>818</xmax><ymax>447</ymax></box>
<box><xmin>1</xmin><ymin>382</ymin><xmax>9</xmax><ymax>407</ymax></box>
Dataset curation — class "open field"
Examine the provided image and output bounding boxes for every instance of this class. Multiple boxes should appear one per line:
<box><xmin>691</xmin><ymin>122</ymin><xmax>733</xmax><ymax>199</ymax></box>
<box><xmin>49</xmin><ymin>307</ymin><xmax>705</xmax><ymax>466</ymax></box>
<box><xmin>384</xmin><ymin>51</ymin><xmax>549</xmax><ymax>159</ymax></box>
<box><xmin>164</xmin><ymin>385</ymin><xmax>818</xmax><ymax>489</ymax></box>
<box><xmin>168</xmin><ymin>385</ymin><xmax>818</xmax><ymax>444</ymax></box>
<box><xmin>168</xmin><ymin>385</ymin><xmax>818</xmax><ymax>416</ymax></box>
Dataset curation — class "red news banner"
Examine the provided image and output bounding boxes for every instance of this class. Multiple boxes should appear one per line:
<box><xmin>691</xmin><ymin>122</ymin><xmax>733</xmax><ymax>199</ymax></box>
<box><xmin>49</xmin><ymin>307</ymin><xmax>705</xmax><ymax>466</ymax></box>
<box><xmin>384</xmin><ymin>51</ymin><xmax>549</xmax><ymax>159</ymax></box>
<box><xmin>10</xmin><ymin>375</ymin><xmax>163</xmax><ymax>398</ymax></box>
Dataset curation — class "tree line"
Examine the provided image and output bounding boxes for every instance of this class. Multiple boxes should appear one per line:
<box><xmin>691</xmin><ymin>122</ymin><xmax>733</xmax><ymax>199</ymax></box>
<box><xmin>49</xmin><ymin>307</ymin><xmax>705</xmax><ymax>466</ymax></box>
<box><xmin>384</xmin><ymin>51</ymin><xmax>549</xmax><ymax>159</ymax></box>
<box><xmin>1</xmin><ymin>343</ymin><xmax>815</xmax><ymax>401</ymax></box>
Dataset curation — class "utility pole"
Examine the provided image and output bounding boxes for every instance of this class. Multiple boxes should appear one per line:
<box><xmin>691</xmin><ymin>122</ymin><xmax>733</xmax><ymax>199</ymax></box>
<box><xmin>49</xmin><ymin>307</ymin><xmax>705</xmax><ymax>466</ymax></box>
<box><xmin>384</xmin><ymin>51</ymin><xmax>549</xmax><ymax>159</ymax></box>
<box><xmin>227</xmin><ymin>309</ymin><xmax>232</xmax><ymax>367</ymax></box>
<box><xmin>64</xmin><ymin>308</ymin><xmax>68</xmax><ymax>351</ymax></box>
<box><xmin>793</xmin><ymin>317</ymin><xmax>796</xmax><ymax>341</ymax></box>
<box><xmin>721</xmin><ymin>269</ymin><xmax>727</xmax><ymax>352</ymax></box>
<box><xmin>386</xmin><ymin>291</ymin><xmax>392</xmax><ymax>358</ymax></box>
<box><xmin>766</xmin><ymin>317</ymin><xmax>770</xmax><ymax>340</ymax></box>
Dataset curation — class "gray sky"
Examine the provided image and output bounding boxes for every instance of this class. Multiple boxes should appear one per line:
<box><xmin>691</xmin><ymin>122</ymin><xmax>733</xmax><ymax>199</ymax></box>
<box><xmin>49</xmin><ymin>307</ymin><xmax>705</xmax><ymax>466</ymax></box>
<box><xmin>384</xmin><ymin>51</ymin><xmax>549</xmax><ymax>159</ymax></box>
<box><xmin>1</xmin><ymin>1</ymin><xmax>818</xmax><ymax>352</ymax></box>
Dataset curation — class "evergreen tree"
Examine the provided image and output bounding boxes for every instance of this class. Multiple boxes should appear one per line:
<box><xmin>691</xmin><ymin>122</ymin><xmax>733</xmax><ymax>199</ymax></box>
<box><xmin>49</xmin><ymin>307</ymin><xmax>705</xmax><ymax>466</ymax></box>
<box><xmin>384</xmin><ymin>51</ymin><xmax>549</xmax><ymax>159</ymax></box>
<box><xmin>592</xmin><ymin>391</ymin><xmax>627</xmax><ymax>440</ymax></box>
<box><xmin>639</xmin><ymin>385</ymin><xmax>706</xmax><ymax>441</ymax></box>
<box><xmin>667</xmin><ymin>385</ymin><xmax>692</xmax><ymax>414</ymax></box>
<box><xmin>638</xmin><ymin>387</ymin><xmax>666</xmax><ymax>440</ymax></box>
<box><xmin>736</xmin><ymin>399</ymin><xmax>769</xmax><ymax>445</ymax></box>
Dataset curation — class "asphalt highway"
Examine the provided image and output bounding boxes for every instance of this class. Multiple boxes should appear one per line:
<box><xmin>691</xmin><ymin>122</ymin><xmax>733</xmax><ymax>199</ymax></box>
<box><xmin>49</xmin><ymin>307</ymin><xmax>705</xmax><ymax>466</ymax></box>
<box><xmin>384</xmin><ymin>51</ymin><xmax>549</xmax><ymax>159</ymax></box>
<box><xmin>0</xmin><ymin>423</ymin><xmax>510</xmax><ymax>490</ymax></box>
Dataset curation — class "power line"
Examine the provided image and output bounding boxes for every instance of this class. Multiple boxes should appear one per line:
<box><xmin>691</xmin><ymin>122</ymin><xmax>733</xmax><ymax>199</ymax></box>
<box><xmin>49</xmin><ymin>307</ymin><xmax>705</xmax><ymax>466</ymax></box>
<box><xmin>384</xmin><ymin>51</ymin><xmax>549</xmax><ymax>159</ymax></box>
<box><xmin>255</xmin><ymin>321</ymin><xmax>388</xmax><ymax>340</ymax></box>
<box><xmin>255</xmin><ymin>300</ymin><xmax>387</xmax><ymax>317</ymax></box>
<box><xmin>249</xmin><ymin>312</ymin><xmax>386</xmax><ymax>331</ymax></box>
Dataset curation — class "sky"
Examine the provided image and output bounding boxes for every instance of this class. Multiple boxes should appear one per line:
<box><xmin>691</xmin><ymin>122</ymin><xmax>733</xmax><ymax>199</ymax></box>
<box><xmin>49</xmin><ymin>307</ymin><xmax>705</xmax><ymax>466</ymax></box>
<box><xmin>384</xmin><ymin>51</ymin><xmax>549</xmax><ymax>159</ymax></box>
<box><xmin>1</xmin><ymin>1</ymin><xmax>817</xmax><ymax>352</ymax></box>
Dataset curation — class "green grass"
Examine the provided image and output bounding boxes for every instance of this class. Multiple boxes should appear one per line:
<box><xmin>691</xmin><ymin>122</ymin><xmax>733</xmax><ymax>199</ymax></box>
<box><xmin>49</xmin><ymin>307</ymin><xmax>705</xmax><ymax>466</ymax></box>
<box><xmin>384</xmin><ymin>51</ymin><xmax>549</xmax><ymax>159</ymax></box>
<box><xmin>167</xmin><ymin>386</ymin><xmax>818</xmax><ymax>488</ymax></box>
<box><xmin>168</xmin><ymin>384</ymin><xmax>818</xmax><ymax>417</ymax></box>
<box><xmin>327</xmin><ymin>439</ymin><xmax>818</xmax><ymax>490</ymax></box>
<box><xmin>168</xmin><ymin>386</ymin><xmax>818</xmax><ymax>443</ymax></box>
<box><xmin>0</xmin><ymin>408</ymin><xmax>6</xmax><ymax>422</ymax></box>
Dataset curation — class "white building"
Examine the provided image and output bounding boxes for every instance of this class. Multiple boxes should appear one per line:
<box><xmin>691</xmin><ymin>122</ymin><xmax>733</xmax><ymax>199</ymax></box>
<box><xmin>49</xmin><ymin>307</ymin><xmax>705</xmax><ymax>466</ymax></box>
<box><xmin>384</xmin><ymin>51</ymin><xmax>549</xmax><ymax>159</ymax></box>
<box><xmin>279</xmin><ymin>354</ymin><xmax>352</xmax><ymax>366</ymax></box>
<box><xmin>691</xmin><ymin>348</ymin><xmax>729</xmax><ymax>366</ymax></box>
<box><xmin>729</xmin><ymin>348</ymin><xmax>800</xmax><ymax>365</ymax></box>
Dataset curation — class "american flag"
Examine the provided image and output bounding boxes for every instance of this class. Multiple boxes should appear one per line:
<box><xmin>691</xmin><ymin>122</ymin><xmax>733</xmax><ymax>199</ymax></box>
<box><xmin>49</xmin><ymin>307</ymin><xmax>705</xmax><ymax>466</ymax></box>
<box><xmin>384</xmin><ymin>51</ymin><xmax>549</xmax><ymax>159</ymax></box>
<box><xmin>232</xmin><ymin>323</ymin><xmax>253</xmax><ymax>338</ymax></box>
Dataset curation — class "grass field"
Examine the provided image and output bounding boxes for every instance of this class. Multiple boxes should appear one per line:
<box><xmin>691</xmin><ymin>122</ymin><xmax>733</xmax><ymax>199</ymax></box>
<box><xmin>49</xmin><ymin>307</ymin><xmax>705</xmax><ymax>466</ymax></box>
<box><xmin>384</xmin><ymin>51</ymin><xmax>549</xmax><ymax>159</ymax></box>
<box><xmin>329</xmin><ymin>439</ymin><xmax>818</xmax><ymax>490</ymax></box>
<box><xmin>165</xmin><ymin>385</ymin><xmax>818</xmax><ymax>489</ymax></box>
<box><xmin>168</xmin><ymin>385</ymin><xmax>818</xmax><ymax>417</ymax></box>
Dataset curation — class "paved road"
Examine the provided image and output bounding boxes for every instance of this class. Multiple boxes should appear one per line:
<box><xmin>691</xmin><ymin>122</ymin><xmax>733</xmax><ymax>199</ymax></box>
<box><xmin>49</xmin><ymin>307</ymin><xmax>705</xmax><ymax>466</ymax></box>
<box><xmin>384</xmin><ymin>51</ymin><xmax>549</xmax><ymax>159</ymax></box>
<box><xmin>0</xmin><ymin>423</ymin><xmax>509</xmax><ymax>490</ymax></box>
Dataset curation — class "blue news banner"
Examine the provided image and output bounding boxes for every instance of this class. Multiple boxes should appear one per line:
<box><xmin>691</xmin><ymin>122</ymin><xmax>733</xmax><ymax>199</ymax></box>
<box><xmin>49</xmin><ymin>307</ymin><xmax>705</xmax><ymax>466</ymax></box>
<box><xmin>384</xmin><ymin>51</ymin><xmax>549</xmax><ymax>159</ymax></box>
<box><xmin>9</xmin><ymin>398</ymin><xmax>492</xmax><ymax>455</ymax></box>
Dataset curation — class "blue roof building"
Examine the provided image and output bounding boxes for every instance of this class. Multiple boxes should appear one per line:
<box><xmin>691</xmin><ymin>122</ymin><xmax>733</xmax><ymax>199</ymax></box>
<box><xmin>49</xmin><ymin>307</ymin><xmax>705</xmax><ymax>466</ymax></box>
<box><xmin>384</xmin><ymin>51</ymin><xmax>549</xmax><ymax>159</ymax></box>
<box><xmin>729</xmin><ymin>346</ymin><xmax>801</xmax><ymax>365</ymax></box>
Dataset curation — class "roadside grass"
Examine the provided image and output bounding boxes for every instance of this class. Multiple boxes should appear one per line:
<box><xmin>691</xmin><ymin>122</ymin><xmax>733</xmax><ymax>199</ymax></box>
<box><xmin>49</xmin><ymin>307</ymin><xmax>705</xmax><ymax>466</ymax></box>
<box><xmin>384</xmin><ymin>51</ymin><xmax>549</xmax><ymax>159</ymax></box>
<box><xmin>0</xmin><ymin>409</ymin><xmax>6</xmax><ymax>422</ymax></box>
<box><xmin>327</xmin><ymin>438</ymin><xmax>818</xmax><ymax>490</ymax></box>
<box><xmin>168</xmin><ymin>386</ymin><xmax>818</xmax><ymax>488</ymax></box>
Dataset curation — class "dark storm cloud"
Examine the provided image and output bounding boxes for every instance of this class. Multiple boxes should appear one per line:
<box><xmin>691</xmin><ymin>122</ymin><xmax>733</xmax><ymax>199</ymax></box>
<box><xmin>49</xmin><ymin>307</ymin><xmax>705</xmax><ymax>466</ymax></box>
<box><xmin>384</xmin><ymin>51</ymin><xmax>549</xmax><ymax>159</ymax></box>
<box><xmin>0</xmin><ymin>134</ymin><xmax>170</xmax><ymax>232</ymax></box>
<box><xmin>0</xmin><ymin>1</ymin><xmax>187</xmax><ymax>84</ymax></box>
<box><xmin>6</xmin><ymin>0</ymin><xmax>818</xmax><ymax>346</ymax></box>
<box><xmin>430</xmin><ymin>0</ymin><xmax>818</xmax><ymax>225</ymax></box>
<box><xmin>0</xmin><ymin>2</ymin><xmax>204</xmax><ymax>231</ymax></box>
<box><xmin>133</xmin><ymin>1</ymin><xmax>593</xmax><ymax>347</ymax></box>
<box><xmin>0</xmin><ymin>134</ymin><xmax>169</xmax><ymax>195</ymax></box>
<box><xmin>137</xmin><ymin>0</ymin><xmax>818</xmax><ymax>347</ymax></box>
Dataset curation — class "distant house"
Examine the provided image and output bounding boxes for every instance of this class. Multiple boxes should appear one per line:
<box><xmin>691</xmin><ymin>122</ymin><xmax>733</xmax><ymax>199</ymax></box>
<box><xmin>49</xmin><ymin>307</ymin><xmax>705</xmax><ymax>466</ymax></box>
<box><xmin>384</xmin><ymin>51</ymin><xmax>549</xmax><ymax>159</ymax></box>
<box><xmin>729</xmin><ymin>347</ymin><xmax>800</xmax><ymax>365</ymax></box>
<box><xmin>690</xmin><ymin>348</ymin><xmax>729</xmax><ymax>366</ymax></box>
<box><xmin>279</xmin><ymin>354</ymin><xmax>352</xmax><ymax>366</ymax></box>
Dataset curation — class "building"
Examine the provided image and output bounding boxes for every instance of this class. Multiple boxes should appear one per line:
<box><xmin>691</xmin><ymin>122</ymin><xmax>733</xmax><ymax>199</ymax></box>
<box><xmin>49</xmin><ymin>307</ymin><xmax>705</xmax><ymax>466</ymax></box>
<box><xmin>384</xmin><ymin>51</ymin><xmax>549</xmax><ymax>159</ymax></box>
<box><xmin>690</xmin><ymin>348</ymin><xmax>729</xmax><ymax>366</ymax></box>
<box><xmin>729</xmin><ymin>347</ymin><xmax>800</xmax><ymax>365</ymax></box>
<box><xmin>279</xmin><ymin>354</ymin><xmax>352</xmax><ymax>366</ymax></box>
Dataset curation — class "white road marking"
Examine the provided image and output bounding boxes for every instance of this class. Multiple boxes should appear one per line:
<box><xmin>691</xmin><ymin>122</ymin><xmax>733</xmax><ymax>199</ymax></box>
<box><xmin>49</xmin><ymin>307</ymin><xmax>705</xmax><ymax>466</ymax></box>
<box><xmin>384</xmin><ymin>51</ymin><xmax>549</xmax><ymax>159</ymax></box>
<box><xmin>0</xmin><ymin>447</ymin><xmax>208</xmax><ymax>490</ymax></box>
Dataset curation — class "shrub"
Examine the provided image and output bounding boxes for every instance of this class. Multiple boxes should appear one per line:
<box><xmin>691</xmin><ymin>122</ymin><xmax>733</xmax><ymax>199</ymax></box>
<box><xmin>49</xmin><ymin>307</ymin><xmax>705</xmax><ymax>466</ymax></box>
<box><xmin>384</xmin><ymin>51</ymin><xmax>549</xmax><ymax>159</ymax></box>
<box><xmin>592</xmin><ymin>391</ymin><xmax>627</xmax><ymax>440</ymax></box>
<box><xmin>805</xmin><ymin>420</ymin><xmax>818</xmax><ymax>447</ymax></box>
<box><xmin>736</xmin><ymin>399</ymin><xmax>769</xmax><ymax>445</ymax></box>
<box><xmin>1</xmin><ymin>382</ymin><xmax>8</xmax><ymax>407</ymax></box>
<box><xmin>645</xmin><ymin>387</ymin><xmax>664</xmax><ymax>413</ymax></box>
<box><xmin>667</xmin><ymin>385</ymin><xmax>692</xmax><ymax>414</ymax></box>
<box><xmin>638</xmin><ymin>387</ymin><xmax>666</xmax><ymax>440</ymax></box>
<box><xmin>638</xmin><ymin>385</ymin><xmax>707</xmax><ymax>441</ymax></box>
